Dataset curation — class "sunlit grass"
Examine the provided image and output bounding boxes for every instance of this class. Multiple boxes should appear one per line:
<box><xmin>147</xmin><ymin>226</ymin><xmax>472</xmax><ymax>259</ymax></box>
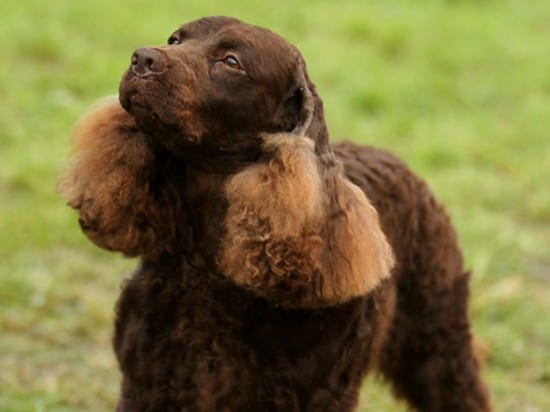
<box><xmin>1</xmin><ymin>1</ymin><xmax>549</xmax><ymax>410</ymax></box>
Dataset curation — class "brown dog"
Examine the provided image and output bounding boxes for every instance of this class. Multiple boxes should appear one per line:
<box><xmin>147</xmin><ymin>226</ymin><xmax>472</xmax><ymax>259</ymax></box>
<box><xmin>60</xmin><ymin>16</ymin><xmax>491</xmax><ymax>411</ymax></box>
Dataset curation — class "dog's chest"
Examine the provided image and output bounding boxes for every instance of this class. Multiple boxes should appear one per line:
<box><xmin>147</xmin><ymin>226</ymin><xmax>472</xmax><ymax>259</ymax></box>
<box><xmin>113</xmin><ymin>262</ymin><xmax>392</xmax><ymax>410</ymax></box>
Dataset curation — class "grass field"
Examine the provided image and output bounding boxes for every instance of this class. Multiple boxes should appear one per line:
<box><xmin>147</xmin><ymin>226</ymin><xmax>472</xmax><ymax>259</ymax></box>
<box><xmin>1</xmin><ymin>0</ymin><xmax>549</xmax><ymax>410</ymax></box>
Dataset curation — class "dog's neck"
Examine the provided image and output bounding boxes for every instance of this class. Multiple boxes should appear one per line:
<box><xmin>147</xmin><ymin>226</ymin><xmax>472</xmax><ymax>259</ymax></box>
<box><xmin>180</xmin><ymin>165</ymin><xmax>229</xmax><ymax>267</ymax></box>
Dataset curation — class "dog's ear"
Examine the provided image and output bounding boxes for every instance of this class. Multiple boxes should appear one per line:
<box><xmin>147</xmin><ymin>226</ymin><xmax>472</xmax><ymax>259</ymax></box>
<box><xmin>58</xmin><ymin>97</ymin><xmax>185</xmax><ymax>258</ymax></box>
<box><xmin>276</xmin><ymin>52</ymin><xmax>331</xmax><ymax>152</ymax></box>
<box><xmin>284</xmin><ymin>54</ymin><xmax>315</xmax><ymax>137</ymax></box>
<box><xmin>318</xmin><ymin>162</ymin><xmax>395</xmax><ymax>303</ymax></box>
<box><xmin>219</xmin><ymin>133</ymin><xmax>394</xmax><ymax>307</ymax></box>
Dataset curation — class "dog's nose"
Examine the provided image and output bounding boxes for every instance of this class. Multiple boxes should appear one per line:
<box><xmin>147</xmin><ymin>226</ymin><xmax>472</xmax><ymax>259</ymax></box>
<box><xmin>131</xmin><ymin>48</ymin><xmax>168</xmax><ymax>77</ymax></box>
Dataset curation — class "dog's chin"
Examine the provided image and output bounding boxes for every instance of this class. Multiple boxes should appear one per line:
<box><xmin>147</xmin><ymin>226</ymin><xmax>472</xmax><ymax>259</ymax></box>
<box><xmin>119</xmin><ymin>91</ymin><xmax>201</xmax><ymax>155</ymax></box>
<box><xmin>119</xmin><ymin>86</ymin><xmax>159</xmax><ymax>124</ymax></box>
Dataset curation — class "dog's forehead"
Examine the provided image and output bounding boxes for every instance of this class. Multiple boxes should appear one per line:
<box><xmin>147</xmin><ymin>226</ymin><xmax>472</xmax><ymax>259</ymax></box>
<box><xmin>172</xmin><ymin>17</ymin><xmax>294</xmax><ymax>55</ymax></box>
<box><xmin>174</xmin><ymin>16</ymin><xmax>241</xmax><ymax>39</ymax></box>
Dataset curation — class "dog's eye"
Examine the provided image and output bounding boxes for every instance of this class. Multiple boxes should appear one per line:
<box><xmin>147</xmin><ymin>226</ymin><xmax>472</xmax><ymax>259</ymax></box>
<box><xmin>223</xmin><ymin>55</ymin><xmax>242</xmax><ymax>70</ymax></box>
<box><xmin>168</xmin><ymin>36</ymin><xmax>180</xmax><ymax>45</ymax></box>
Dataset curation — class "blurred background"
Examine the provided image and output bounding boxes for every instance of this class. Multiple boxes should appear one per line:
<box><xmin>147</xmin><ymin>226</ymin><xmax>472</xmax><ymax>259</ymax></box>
<box><xmin>1</xmin><ymin>0</ymin><xmax>548</xmax><ymax>410</ymax></box>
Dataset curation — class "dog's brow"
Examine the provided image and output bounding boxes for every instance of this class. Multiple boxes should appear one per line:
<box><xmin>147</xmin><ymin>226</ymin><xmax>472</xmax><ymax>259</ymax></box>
<box><xmin>217</xmin><ymin>38</ymin><xmax>241</xmax><ymax>50</ymax></box>
<box><xmin>173</xmin><ymin>28</ymin><xmax>189</xmax><ymax>39</ymax></box>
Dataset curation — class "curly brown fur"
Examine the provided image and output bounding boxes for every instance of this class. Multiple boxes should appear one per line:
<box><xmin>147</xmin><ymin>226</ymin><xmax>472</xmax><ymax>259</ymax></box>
<box><xmin>61</xmin><ymin>16</ymin><xmax>491</xmax><ymax>412</ymax></box>
<box><xmin>58</xmin><ymin>97</ymin><xmax>187</xmax><ymax>258</ymax></box>
<box><xmin>220</xmin><ymin>133</ymin><xmax>393</xmax><ymax>307</ymax></box>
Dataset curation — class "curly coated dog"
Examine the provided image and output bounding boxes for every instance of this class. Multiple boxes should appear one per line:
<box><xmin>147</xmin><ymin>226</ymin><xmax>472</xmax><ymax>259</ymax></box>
<box><xmin>60</xmin><ymin>16</ymin><xmax>491</xmax><ymax>412</ymax></box>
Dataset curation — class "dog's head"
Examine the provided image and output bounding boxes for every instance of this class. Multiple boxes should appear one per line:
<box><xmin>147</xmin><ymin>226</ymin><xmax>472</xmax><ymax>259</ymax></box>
<box><xmin>61</xmin><ymin>17</ymin><xmax>394</xmax><ymax>306</ymax></box>
<box><xmin>119</xmin><ymin>16</ymin><xmax>327</xmax><ymax>171</ymax></box>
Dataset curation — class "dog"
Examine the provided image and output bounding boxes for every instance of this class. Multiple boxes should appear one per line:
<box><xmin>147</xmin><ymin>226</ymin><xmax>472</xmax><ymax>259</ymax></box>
<box><xmin>60</xmin><ymin>16</ymin><xmax>491</xmax><ymax>411</ymax></box>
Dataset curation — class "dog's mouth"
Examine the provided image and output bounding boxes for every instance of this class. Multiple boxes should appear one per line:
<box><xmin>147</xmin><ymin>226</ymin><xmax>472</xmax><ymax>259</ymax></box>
<box><xmin>119</xmin><ymin>72</ymin><xmax>157</xmax><ymax>115</ymax></box>
<box><xmin>119</xmin><ymin>89</ymin><xmax>148</xmax><ymax>115</ymax></box>
<box><xmin>120</xmin><ymin>94</ymin><xmax>164</xmax><ymax>132</ymax></box>
<box><xmin>118</xmin><ymin>72</ymin><xmax>201</xmax><ymax>147</ymax></box>
<box><xmin>119</xmin><ymin>88</ymin><xmax>164</xmax><ymax>135</ymax></box>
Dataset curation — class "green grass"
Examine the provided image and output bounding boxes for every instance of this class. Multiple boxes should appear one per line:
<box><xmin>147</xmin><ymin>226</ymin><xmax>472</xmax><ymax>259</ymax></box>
<box><xmin>1</xmin><ymin>0</ymin><xmax>549</xmax><ymax>410</ymax></box>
